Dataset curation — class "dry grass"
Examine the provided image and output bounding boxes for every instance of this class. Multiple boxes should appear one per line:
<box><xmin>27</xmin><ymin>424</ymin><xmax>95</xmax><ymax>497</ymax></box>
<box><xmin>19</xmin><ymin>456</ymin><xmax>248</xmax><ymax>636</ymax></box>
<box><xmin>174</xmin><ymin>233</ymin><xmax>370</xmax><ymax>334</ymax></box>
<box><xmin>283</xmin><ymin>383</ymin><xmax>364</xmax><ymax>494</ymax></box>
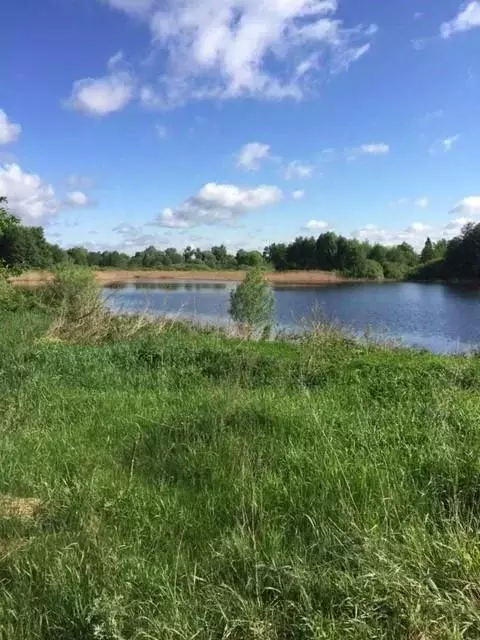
<box><xmin>11</xmin><ymin>269</ymin><xmax>345</xmax><ymax>287</ymax></box>
<box><xmin>0</xmin><ymin>495</ymin><xmax>41</xmax><ymax>520</ymax></box>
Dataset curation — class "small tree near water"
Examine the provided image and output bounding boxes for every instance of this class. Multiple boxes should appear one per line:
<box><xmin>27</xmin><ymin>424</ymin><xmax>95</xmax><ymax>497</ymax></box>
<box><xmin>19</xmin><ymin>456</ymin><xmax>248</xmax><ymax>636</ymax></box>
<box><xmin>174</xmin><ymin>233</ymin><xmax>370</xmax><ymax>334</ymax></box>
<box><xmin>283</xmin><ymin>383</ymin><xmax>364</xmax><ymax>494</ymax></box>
<box><xmin>229</xmin><ymin>268</ymin><xmax>274</xmax><ymax>334</ymax></box>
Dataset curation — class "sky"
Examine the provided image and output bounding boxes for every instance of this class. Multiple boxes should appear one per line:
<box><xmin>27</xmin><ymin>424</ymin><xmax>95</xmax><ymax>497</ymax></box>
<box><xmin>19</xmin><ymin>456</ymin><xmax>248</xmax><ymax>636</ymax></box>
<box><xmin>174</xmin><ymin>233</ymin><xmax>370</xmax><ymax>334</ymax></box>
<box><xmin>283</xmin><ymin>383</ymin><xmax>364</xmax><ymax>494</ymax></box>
<box><xmin>1</xmin><ymin>0</ymin><xmax>480</xmax><ymax>255</ymax></box>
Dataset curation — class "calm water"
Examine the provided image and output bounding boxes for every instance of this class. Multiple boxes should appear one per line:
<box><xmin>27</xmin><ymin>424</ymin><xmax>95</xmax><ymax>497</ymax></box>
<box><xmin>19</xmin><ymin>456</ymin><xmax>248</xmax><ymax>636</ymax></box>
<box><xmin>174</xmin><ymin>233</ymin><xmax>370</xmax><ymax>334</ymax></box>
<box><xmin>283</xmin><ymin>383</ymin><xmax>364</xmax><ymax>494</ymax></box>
<box><xmin>104</xmin><ymin>280</ymin><xmax>480</xmax><ymax>354</ymax></box>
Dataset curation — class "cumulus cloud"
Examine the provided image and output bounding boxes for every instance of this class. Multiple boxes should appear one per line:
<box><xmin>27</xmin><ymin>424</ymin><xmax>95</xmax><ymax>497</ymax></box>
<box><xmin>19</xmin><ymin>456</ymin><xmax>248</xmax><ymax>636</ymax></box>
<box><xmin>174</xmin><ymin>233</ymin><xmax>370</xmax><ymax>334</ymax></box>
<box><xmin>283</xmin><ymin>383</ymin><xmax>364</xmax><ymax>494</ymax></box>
<box><xmin>304</xmin><ymin>219</ymin><xmax>329</xmax><ymax>230</ymax></box>
<box><xmin>66</xmin><ymin>71</ymin><xmax>134</xmax><ymax>116</ymax></box>
<box><xmin>0</xmin><ymin>109</ymin><xmax>21</xmax><ymax>145</ymax></box>
<box><xmin>450</xmin><ymin>196</ymin><xmax>480</xmax><ymax>216</ymax></box>
<box><xmin>100</xmin><ymin>0</ymin><xmax>377</xmax><ymax>104</ymax></box>
<box><xmin>236</xmin><ymin>142</ymin><xmax>271</xmax><ymax>170</ymax></box>
<box><xmin>0</xmin><ymin>163</ymin><xmax>58</xmax><ymax>225</ymax></box>
<box><xmin>64</xmin><ymin>191</ymin><xmax>90</xmax><ymax>207</ymax></box>
<box><xmin>347</xmin><ymin>143</ymin><xmax>390</xmax><ymax>160</ymax></box>
<box><xmin>353</xmin><ymin>222</ymin><xmax>433</xmax><ymax>248</ymax></box>
<box><xmin>292</xmin><ymin>190</ymin><xmax>305</xmax><ymax>200</ymax></box>
<box><xmin>284</xmin><ymin>161</ymin><xmax>314</xmax><ymax>180</ymax></box>
<box><xmin>444</xmin><ymin>217</ymin><xmax>473</xmax><ymax>233</ymax></box>
<box><xmin>441</xmin><ymin>1</ymin><xmax>480</xmax><ymax>38</ymax></box>
<box><xmin>154</xmin><ymin>182</ymin><xmax>282</xmax><ymax>228</ymax></box>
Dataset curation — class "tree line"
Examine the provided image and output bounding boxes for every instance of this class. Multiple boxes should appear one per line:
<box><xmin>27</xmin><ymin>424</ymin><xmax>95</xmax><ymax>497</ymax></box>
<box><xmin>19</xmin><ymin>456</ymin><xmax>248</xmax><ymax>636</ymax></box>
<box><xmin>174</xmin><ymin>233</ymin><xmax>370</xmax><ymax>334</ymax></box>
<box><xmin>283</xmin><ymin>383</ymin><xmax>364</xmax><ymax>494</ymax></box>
<box><xmin>1</xmin><ymin>196</ymin><xmax>480</xmax><ymax>280</ymax></box>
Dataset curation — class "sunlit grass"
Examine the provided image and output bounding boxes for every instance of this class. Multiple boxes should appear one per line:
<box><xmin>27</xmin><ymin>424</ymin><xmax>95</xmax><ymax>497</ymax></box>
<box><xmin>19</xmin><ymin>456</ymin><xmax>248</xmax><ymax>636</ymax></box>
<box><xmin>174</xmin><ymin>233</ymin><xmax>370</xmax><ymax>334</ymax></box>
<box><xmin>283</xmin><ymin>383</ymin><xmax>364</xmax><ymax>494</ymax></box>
<box><xmin>1</xmin><ymin>281</ymin><xmax>480</xmax><ymax>638</ymax></box>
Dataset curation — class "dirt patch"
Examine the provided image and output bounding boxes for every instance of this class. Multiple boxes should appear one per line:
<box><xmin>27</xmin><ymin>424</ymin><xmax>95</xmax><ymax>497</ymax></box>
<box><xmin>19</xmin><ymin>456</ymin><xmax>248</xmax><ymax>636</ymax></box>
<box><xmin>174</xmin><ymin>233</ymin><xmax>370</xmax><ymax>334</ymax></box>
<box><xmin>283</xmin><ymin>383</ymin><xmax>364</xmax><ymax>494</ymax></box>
<box><xmin>11</xmin><ymin>269</ymin><xmax>345</xmax><ymax>287</ymax></box>
<box><xmin>0</xmin><ymin>495</ymin><xmax>41</xmax><ymax>520</ymax></box>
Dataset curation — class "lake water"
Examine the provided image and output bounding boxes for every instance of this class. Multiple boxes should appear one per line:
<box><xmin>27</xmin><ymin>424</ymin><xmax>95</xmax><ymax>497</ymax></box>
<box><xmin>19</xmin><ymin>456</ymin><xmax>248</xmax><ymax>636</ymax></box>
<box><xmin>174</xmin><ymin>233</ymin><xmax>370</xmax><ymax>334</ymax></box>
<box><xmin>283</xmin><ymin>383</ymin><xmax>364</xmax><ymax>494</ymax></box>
<box><xmin>104</xmin><ymin>280</ymin><xmax>480</xmax><ymax>354</ymax></box>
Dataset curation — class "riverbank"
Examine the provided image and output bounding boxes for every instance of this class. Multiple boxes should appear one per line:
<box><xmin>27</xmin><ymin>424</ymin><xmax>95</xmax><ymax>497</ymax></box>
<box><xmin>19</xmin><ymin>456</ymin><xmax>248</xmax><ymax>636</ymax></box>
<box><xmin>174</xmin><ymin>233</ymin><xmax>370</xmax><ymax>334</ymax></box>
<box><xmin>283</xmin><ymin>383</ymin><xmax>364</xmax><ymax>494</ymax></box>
<box><xmin>10</xmin><ymin>268</ymin><xmax>345</xmax><ymax>287</ymax></box>
<box><xmin>2</xmin><ymin>276</ymin><xmax>480</xmax><ymax>637</ymax></box>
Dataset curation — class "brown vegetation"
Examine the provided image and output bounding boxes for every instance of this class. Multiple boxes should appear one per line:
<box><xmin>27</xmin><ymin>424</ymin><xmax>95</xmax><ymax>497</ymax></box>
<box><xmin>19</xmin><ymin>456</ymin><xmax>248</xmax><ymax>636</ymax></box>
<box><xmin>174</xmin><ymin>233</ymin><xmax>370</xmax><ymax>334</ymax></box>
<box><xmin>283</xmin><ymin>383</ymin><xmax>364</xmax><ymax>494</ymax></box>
<box><xmin>11</xmin><ymin>269</ymin><xmax>344</xmax><ymax>287</ymax></box>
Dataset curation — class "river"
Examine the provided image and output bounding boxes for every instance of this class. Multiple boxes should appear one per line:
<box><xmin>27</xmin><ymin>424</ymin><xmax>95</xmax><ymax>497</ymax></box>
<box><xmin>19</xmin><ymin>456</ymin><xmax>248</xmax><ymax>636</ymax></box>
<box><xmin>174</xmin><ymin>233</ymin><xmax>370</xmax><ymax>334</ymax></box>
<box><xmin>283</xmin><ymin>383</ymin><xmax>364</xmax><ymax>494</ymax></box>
<box><xmin>104</xmin><ymin>280</ymin><xmax>480</xmax><ymax>354</ymax></box>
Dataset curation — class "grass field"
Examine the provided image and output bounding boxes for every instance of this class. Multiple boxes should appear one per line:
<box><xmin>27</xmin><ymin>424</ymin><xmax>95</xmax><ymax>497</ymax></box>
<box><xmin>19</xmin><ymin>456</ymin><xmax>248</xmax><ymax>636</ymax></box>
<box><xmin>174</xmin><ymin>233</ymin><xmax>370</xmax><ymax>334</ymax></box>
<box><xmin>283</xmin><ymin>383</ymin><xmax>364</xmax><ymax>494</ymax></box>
<box><xmin>1</xmin><ymin>275</ymin><xmax>480</xmax><ymax>638</ymax></box>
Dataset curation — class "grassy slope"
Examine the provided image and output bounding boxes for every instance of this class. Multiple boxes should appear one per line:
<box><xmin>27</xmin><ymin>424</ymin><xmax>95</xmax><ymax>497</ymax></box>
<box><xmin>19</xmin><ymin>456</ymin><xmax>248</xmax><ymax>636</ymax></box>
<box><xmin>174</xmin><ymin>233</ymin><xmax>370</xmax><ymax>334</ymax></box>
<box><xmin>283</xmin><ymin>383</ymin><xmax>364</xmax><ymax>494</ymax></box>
<box><xmin>1</xmin><ymin>309</ymin><xmax>480</xmax><ymax>638</ymax></box>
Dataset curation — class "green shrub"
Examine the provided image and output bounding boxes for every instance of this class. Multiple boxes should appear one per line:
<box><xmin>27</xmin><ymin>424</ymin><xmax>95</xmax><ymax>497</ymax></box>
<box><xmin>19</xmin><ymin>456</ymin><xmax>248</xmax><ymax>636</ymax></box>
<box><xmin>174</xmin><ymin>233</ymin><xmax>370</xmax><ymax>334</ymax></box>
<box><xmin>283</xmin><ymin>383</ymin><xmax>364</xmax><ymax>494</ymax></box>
<box><xmin>229</xmin><ymin>268</ymin><xmax>274</xmax><ymax>333</ymax></box>
<box><xmin>361</xmin><ymin>259</ymin><xmax>384</xmax><ymax>280</ymax></box>
<box><xmin>383</xmin><ymin>261</ymin><xmax>408</xmax><ymax>280</ymax></box>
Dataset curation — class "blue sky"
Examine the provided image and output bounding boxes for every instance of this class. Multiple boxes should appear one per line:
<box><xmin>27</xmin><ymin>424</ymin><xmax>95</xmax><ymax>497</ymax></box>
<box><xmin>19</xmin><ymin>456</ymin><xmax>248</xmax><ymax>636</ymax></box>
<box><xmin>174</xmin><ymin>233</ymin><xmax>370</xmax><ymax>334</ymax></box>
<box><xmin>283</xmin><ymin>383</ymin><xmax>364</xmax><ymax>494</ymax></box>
<box><xmin>1</xmin><ymin>0</ymin><xmax>480</xmax><ymax>254</ymax></box>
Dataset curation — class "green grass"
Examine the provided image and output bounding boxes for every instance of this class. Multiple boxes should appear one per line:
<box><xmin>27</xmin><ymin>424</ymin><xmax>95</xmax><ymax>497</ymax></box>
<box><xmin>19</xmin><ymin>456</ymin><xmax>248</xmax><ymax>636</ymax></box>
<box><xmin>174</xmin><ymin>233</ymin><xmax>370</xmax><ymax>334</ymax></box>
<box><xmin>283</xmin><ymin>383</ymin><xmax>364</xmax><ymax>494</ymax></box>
<box><xmin>2</xmin><ymin>300</ymin><xmax>480</xmax><ymax>638</ymax></box>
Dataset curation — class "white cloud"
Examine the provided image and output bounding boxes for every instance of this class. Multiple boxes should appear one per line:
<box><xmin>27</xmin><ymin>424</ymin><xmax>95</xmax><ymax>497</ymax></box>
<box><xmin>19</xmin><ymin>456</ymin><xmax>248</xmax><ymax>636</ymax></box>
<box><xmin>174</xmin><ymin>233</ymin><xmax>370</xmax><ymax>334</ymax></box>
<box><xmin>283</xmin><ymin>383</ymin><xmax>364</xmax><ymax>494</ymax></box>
<box><xmin>107</xmin><ymin>50</ymin><xmax>124</xmax><ymax>69</ymax></box>
<box><xmin>66</xmin><ymin>71</ymin><xmax>134</xmax><ymax>116</ymax></box>
<box><xmin>347</xmin><ymin>143</ymin><xmax>390</xmax><ymax>160</ymax></box>
<box><xmin>304</xmin><ymin>219</ymin><xmax>329</xmax><ymax>231</ymax></box>
<box><xmin>65</xmin><ymin>191</ymin><xmax>90</xmax><ymax>207</ymax></box>
<box><xmin>430</xmin><ymin>135</ymin><xmax>460</xmax><ymax>154</ymax></box>
<box><xmin>450</xmin><ymin>196</ymin><xmax>480</xmax><ymax>216</ymax></box>
<box><xmin>155</xmin><ymin>182</ymin><xmax>282</xmax><ymax>228</ymax></box>
<box><xmin>444</xmin><ymin>217</ymin><xmax>473</xmax><ymax>232</ymax></box>
<box><xmin>102</xmin><ymin>0</ymin><xmax>154</xmax><ymax>15</ymax></box>
<box><xmin>155</xmin><ymin>123</ymin><xmax>168</xmax><ymax>138</ymax></box>
<box><xmin>284</xmin><ymin>160</ymin><xmax>314</xmax><ymax>180</ymax></box>
<box><xmin>414</xmin><ymin>197</ymin><xmax>429</xmax><ymax>209</ymax></box>
<box><xmin>102</xmin><ymin>0</ymin><xmax>377</xmax><ymax>104</ymax></box>
<box><xmin>406</xmin><ymin>222</ymin><xmax>430</xmax><ymax>233</ymax></box>
<box><xmin>292</xmin><ymin>190</ymin><xmax>305</xmax><ymax>200</ymax></box>
<box><xmin>0</xmin><ymin>163</ymin><xmax>58</xmax><ymax>225</ymax></box>
<box><xmin>354</xmin><ymin>222</ymin><xmax>432</xmax><ymax>248</ymax></box>
<box><xmin>0</xmin><ymin>109</ymin><xmax>21</xmax><ymax>145</ymax></box>
<box><xmin>236</xmin><ymin>142</ymin><xmax>271</xmax><ymax>170</ymax></box>
<box><xmin>441</xmin><ymin>1</ymin><xmax>480</xmax><ymax>38</ymax></box>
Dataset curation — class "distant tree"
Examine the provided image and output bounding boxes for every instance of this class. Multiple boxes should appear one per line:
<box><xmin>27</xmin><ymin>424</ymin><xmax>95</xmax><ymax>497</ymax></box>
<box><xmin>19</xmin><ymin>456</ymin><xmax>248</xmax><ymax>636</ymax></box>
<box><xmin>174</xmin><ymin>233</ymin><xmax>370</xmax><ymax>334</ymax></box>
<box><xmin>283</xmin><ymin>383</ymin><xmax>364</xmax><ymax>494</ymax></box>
<box><xmin>286</xmin><ymin>236</ymin><xmax>317</xmax><ymax>269</ymax></box>
<box><xmin>368</xmin><ymin>243</ymin><xmax>389</xmax><ymax>265</ymax></box>
<box><xmin>264</xmin><ymin>243</ymin><xmax>289</xmax><ymax>271</ymax></box>
<box><xmin>236</xmin><ymin>249</ymin><xmax>264</xmax><ymax>268</ymax></box>
<box><xmin>229</xmin><ymin>268</ymin><xmax>274</xmax><ymax>332</ymax></box>
<box><xmin>433</xmin><ymin>239</ymin><xmax>448</xmax><ymax>260</ymax></box>
<box><xmin>420</xmin><ymin>237</ymin><xmax>435</xmax><ymax>263</ymax></box>
<box><xmin>316</xmin><ymin>232</ymin><xmax>338</xmax><ymax>270</ymax></box>
<box><xmin>183</xmin><ymin>245</ymin><xmax>195</xmax><ymax>263</ymax></box>
<box><xmin>0</xmin><ymin>225</ymin><xmax>53</xmax><ymax>269</ymax></box>
<box><xmin>445</xmin><ymin>223</ymin><xmax>480</xmax><ymax>279</ymax></box>
<box><xmin>67</xmin><ymin>247</ymin><xmax>89</xmax><ymax>266</ymax></box>
<box><xmin>211</xmin><ymin>244</ymin><xmax>228</xmax><ymax>266</ymax></box>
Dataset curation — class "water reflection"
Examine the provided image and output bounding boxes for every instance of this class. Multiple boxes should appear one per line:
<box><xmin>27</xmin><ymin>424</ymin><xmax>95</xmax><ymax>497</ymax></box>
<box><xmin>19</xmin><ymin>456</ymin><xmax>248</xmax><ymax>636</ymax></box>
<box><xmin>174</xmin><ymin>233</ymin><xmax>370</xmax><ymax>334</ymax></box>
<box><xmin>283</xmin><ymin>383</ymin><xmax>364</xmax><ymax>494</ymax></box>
<box><xmin>104</xmin><ymin>280</ymin><xmax>480</xmax><ymax>353</ymax></box>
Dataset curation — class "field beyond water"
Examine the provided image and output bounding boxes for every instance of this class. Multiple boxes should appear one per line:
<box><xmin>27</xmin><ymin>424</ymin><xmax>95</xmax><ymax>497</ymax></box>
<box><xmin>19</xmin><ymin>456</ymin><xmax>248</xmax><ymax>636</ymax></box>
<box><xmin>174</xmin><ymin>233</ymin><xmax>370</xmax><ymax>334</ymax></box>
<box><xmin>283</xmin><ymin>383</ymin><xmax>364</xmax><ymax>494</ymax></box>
<box><xmin>10</xmin><ymin>268</ymin><xmax>344</xmax><ymax>287</ymax></box>
<box><xmin>2</xmin><ymin>276</ymin><xmax>480</xmax><ymax>638</ymax></box>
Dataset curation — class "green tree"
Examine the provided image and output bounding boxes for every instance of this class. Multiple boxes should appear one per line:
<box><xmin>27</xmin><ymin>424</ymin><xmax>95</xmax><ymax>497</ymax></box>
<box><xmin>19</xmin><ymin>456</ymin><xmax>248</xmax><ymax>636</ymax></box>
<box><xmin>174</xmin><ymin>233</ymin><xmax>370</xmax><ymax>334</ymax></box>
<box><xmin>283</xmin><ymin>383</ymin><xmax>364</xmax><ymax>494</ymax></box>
<box><xmin>0</xmin><ymin>196</ymin><xmax>20</xmax><ymax>234</ymax></box>
<box><xmin>316</xmin><ymin>232</ymin><xmax>338</xmax><ymax>270</ymax></box>
<box><xmin>229</xmin><ymin>268</ymin><xmax>274</xmax><ymax>331</ymax></box>
<box><xmin>236</xmin><ymin>249</ymin><xmax>264</xmax><ymax>268</ymax></box>
<box><xmin>420</xmin><ymin>237</ymin><xmax>435</xmax><ymax>263</ymax></box>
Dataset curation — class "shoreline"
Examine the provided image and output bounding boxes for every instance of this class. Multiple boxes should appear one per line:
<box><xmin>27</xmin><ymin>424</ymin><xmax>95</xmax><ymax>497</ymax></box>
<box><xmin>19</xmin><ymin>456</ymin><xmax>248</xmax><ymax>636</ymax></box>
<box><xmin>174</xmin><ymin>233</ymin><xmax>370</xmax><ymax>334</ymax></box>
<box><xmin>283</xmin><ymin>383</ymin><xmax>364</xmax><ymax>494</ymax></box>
<box><xmin>10</xmin><ymin>269</ymin><xmax>347</xmax><ymax>287</ymax></box>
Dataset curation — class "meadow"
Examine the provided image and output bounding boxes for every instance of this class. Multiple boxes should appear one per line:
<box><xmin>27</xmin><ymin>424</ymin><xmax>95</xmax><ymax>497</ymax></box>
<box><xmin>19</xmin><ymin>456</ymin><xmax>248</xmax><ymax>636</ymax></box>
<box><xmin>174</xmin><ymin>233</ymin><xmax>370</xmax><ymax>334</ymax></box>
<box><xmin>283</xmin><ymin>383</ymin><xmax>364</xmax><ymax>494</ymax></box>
<box><xmin>1</xmin><ymin>271</ymin><xmax>480</xmax><ymax>639</ymax></box>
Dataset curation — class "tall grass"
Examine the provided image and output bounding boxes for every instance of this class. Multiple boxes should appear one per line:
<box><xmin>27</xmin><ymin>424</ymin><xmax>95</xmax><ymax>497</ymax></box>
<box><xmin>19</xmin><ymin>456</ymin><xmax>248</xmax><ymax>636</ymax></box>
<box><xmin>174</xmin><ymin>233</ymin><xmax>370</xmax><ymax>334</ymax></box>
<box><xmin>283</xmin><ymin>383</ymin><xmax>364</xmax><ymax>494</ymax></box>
<box><xmin>1</xmin><ymin>285</ymin><xmax>480</xmax><ymax>638</ymax></box>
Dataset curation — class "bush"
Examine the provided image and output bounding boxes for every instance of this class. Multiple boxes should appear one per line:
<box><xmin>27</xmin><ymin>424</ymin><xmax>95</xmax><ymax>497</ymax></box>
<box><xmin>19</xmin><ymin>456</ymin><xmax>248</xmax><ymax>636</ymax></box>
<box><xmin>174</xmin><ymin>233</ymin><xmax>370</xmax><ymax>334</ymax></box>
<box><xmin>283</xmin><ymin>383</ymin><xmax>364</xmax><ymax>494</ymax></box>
<box><xmin>361</xmin><ymin>259</ymin><xmax>384</xmax><ymax>280</ymax></box>
<box><xmin>383</xmin><ymin>261</ymin><xmax>408</xmax><ymax>280</ymax></box>
<box><xmin>43</xmin><ymin>267</ymin><xmax>101</xmax><ymax>319</ymax></box>
<box><xmin>229</xmin><ymin>268</ymin><xmax>274</xmax><ymax>333</ymax></box>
